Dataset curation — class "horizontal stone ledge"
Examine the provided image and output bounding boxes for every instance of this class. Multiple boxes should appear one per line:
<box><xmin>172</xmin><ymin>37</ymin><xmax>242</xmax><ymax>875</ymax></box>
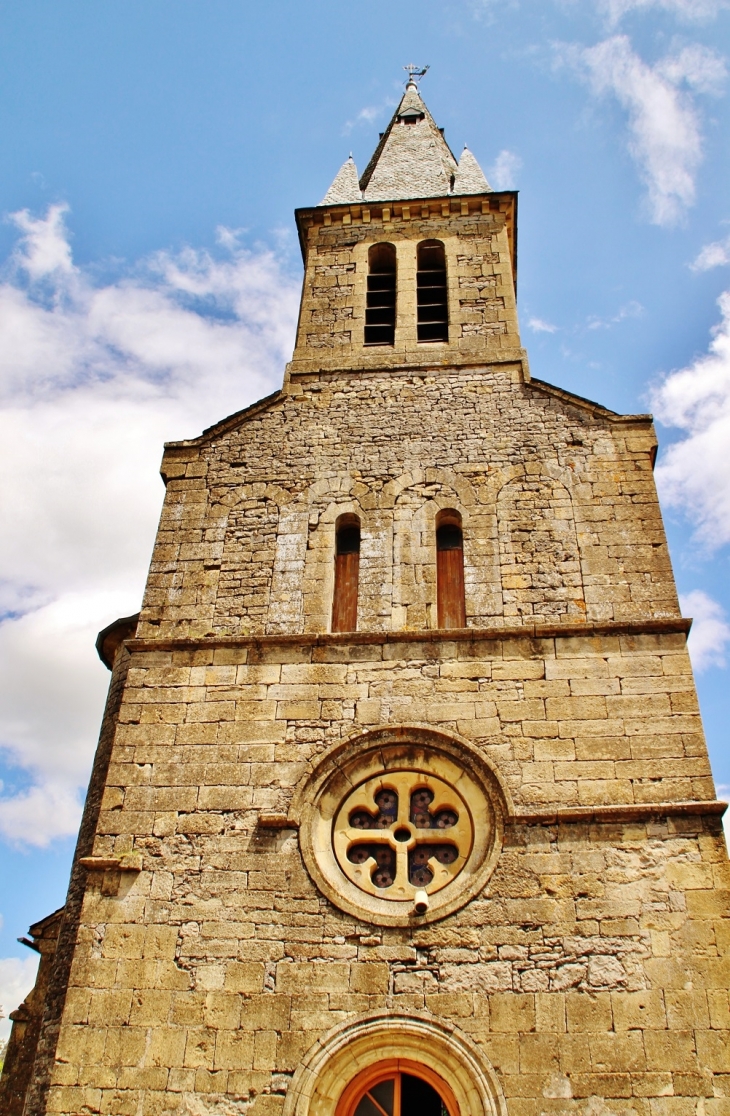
<box><xmin>126</xmin><ymin>616</ymin><xmax>692</xmax><ymax>657</ymax></box>
<box><xmin>295</xmin><ymin>189</ymin><xmax>513</xmax><ymax>220</ymax></box>
<box><xmin>257</xmin><ymin>800</ymin><xmax>725</xmax><ymax>833</ymax></box>
<box><xmin>240</xmin><ymin>801</ymin><xmax>729</xmax><ymax>840</ymax></box>
<box><xmin>258</xmin><ymin>813</ymin><xmax>296</xmax><ymax>829</ymax></box>
<box><xmin>288</xmin><ymin>352</ymin><xmax>528</xmax><ymax>378</ymax></box>
<box><xmin>510</xmin><ymin>800</ymin><xmax>727</xmax><ymax>826</ymax></box>
<box><xmin>78</xmin><ymin>853</ymin><xmax>142</xmax><ymax>872</ymax></box>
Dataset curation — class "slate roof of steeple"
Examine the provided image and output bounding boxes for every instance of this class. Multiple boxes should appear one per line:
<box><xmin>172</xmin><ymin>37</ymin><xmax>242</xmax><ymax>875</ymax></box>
<box><xmin>319</xmin><ymin>80</ymin><xmax>492</xmax><ymax>206</ymax></box>
<box><xmin>358</xmin><ymin>81</ymin><xmax>457</xmax><ymax>202</ymax></box>
<box><xmin>320</xmin><ymin>155</ymin><xmax>362</xmax><ymax>205</ymax></box>
<box><xmin>452</xmin><ymin>146</ymin><xmax>491</xmax><ymax>194</ymax></box>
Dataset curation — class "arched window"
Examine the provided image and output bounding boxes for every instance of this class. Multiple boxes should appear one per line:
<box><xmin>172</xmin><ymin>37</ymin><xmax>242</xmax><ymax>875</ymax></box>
<box><xmin>365</xmin><ymin>243</ymin><xmax>396</xmax><ymax>346</ymax></box>
<box><xmin>436</xmin><ymin>511</ymin><xmax>465</xmax><ymax>629</ymax></box>
<box><xmin>332</xmin><ymin>515</ymin><xmax>361</xmax><ymax>632</ymax></box>
<box><xmin>337</xmin><ymin>1061</ymin><xmax>458</xmax><ymax>1116</ymax></box>
<box><xmin>417</xmin><ymin>240</ymin><xmax>448</xmax><ymax>342</ymax></box>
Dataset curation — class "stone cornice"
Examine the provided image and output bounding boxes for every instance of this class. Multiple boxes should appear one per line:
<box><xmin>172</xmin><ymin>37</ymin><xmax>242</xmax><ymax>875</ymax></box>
<box><xmin>127</xmin><ymin>616</ymin><xmax>691</xmax><ymax>657</ymax></box>
<box><xmin>285</xmin><ymin>351</ymin><xmax>530</xmax><ymax>380</ymax></box>
<box><xmin>294</xmin><ymin>190</ymin><xmax>518</xmax><ymax>277</ymax></box>
<box><xmin>259</xmin><ymin>800</ymin><xmax>727</xmax><ymax>831</ymax></box>
<box><xmin>511</xmin><ymin>800</ymin><xmax>727</xmax><ymax>825</ymax></box>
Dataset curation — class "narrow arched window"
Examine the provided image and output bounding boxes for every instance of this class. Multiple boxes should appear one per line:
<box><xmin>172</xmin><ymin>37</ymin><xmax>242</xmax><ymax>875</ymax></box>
<box><xmin>332</xmin><ymin>515</ymin><xmax>361</xmax><ymax>632</ymax></box>
<box><xmin>436</xmin><ymin>511</ymin><xmax>465</xmax><ymax>629</ymax></box>
<box><xmin>364</xmin><ymin>243</ymin><xmax>396</xmax><ymax>346</ymax></box>
<box><xmin>417</xmin><ymin>240</ymin><xmax>448</xmax><ymax>342</ymax></box>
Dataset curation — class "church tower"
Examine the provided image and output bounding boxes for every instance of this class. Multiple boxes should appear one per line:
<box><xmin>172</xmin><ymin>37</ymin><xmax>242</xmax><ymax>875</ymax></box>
<box><xmin>5</xmin><ymin>73</ymin><xmax>730</xmax><ymax>1116</ymax></box>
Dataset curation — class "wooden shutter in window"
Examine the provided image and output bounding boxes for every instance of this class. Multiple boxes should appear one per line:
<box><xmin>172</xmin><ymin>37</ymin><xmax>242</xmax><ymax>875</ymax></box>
<box><xmin>332</xmin><ymin>521</ymin><xmax>360</xmax><ymax>632</ymax></box>
<box><xmin>436</xmin><ymin>521</ymin><xmax>465</xmax><ymax>629</ymax></box>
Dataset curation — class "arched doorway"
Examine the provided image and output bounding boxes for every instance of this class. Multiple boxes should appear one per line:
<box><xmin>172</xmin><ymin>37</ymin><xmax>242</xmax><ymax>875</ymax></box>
<box><xmin>282</xmin><ymin>1011</ymin><xmax>507</xmax><ymax>1116</ymax></box>
<box><xmin>337</xmin><ymin>1060</ymin><xmax>458</xmax><ymax>1116</ymax></box>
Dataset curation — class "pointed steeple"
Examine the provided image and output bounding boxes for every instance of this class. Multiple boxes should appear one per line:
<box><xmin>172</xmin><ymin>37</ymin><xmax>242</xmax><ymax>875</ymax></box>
<box><xmin>318</xmin><ymin>74</ymin><xmax>494</xmax><ymax>207</ymax></box>
<box><xmin>452</xmin><ymin>146</ymin><xmax>491</xmax><ymax>194</ymax></box>
<box><xmin>320</xmin><ymin>155</ymin><xmax>362</xmax><ymax>205</ymax></box>
<box><xmin>358</xmin><ymin>79</ymin><xmax>458</xmax><ymax>202</ymax></box>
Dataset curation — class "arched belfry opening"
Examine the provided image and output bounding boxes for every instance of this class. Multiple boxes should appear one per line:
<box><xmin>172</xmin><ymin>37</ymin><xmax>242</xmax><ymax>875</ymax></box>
<box><xmin>417</xmin><ymin>240</ymin><xmax>448</xmax><ymax>342</ymax></box>
<box><xmin>436</xmin><ymin>510</ymin><xmax>465</xmax><ymax>629</ymax></box>
<box><xmin>332</xmin><ymin>514</ymin><xmax>361</xmax><ymax>632</ymax></box>
<box><xmin>365</xmin><ymin>243</ymin><xmax>397</xmax><ymax>346</ymax></box>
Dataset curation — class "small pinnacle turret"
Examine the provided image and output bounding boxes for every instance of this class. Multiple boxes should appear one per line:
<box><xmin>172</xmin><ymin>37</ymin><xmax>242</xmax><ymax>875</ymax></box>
<box><xmin>453</xmin><ymin>146</ymin><xmax>491</xmax><ymax>194</ymax></box>
<box><xmin>320</xmin><ymin>155</ymin><xmax>361</xmax><ymax>205</ymax></box>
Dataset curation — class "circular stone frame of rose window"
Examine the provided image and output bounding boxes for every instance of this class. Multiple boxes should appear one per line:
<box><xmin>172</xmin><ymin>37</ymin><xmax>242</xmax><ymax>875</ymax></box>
<box><xmin>294</xmin><ymin>726</ymin><xmax>508</xmax><ymax>927</ymax></box>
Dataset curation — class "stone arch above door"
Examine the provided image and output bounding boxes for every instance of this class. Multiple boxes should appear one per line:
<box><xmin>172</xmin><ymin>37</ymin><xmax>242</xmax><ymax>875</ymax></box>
<box><xmin>282</xmin><ymin>1011</ymin><xmax>507</xmax><ymax>1116</ymax></box>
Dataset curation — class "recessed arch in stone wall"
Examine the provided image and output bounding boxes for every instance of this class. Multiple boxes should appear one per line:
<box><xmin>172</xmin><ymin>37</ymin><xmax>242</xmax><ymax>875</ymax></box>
<box><xmin>497</xmin><ymin>473</ymin><xmax>586</xmax><ymax>623</ymax></box>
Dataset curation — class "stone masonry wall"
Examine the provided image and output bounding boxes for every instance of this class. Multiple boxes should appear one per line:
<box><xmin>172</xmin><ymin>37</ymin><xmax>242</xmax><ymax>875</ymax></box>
<box><xmin>39</xmin><ymin>631</ymin><xmax>728</xmax><ymax>1116</ymax></box>
<box><xmin>141</xmin><ymin>366</ymin><xmax>675</xmax><ymax>643</ymax></box>
<box><xmin>24</xmin><ymin>180</ymin><xmax>729</xmax><ymax>1116</ymax></box>
<box><xmin>101</xmin><ymin>629</ymin><xmax>712</xmax><ymax>828</ymax></box>
<box><xmin>0</xmin><ymin>911</ymin><xmax>63</xmax><ymax>1116</ymax></box>
<box><xmin>289</xmin><ymin>195</ymin><xmax>519</xmax><ymax>374</ymax></box>
<box><xmin>45</xmin><ymin>812</ymin><xmax>730</xmax><ymax>1116</ymax></box>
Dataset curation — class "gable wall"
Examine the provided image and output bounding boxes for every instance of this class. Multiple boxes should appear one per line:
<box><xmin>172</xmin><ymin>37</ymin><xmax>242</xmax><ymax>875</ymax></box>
<box><xmin>139</xmin><ymin>367</ymin><xmax>675</xmax><ymax>642</ymax></box>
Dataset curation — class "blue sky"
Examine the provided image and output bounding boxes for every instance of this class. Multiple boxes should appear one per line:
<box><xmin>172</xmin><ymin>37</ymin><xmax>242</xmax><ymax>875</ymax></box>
<box><xmin>1</xmin><ymin>0</ymin><xmax>729</xmax><ymax>1032</ymax></box>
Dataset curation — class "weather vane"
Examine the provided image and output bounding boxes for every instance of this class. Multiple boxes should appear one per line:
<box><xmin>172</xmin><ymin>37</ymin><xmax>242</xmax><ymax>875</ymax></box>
<box><xmin>403</xmin><ymin>64</ymin><xmax>429</xmax><ymax>85</ymax></box>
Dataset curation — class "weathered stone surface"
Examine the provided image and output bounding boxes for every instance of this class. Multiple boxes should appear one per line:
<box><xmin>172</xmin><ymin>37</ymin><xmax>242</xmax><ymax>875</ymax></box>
<box><xmin>0</xmin><ymin>910</ymin><xmax>63</xmax><ymax>1116</ymax></box>
<box><xmin>5</xmin><ymin>80</ymin><xmax>728</xmax><ymax>1116</ymax></box>
<box><xmin>141</xmin><ymin>366</ymin><xmax>670</xmax><ymax>642</ymax></box>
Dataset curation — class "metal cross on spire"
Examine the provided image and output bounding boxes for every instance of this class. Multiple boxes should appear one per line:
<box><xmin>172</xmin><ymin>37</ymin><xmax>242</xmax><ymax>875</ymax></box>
<box><xmin>403</xmin><ymin>63</ymin><xmax>429</xmax><ymax>86</ymax></box>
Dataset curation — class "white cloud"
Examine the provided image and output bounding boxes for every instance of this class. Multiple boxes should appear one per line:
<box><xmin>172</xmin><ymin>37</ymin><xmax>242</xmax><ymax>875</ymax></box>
<box><xmin>598</xmin><ymin>0</ymin><xmax>729</xmax><ymax>25</ymax></box>
<box><xmin>587</xmin><ymin>299</ymin><xmax>645</xmax><ymax>328</ymax></box>
<box><xmin>680</xmin><ymin>589</ymin><xmax>730</xmax><ymax>670</ymax></box>
<box><xmin>469</xmin><ymin>0</ymin><xmax>519</xmax><ymax>22</ymax></box>
<box><xmin>10</xmin><ymin>203</ymin><xmax>75</xmax><ymax>279</ymax></box>
<box><xmin>0</xmin><ymin>955</ymin><xmax>39</xmax><ymax>1040</ymax></box>
<box><xmin>488</xmin><ymin>149</ymin><xmax>523</xmax><ymax>190</ymax></box>
<box><xmin>557</xmin><ymin>35</ymin><xmax>726</xmax><ymax>226</ymax></box>
<box><xmin>716</xmin><ymin>783</ymin><xmax>730</xmax><ymax>850</ymax></box>
<box><xmin>652</xmin><ymin>289</ymin><xmax>730</xmax><ymax>548</ymax></box>
<box><xmin>528</xmin><ymin>317</ymin><xmax>559</xmax><ymax>333</ymax></box>
<box><xmin>691</xmin><ymin>234</ymin><xmax>730</xmax><ymax>271</ymax></box>
<box><xmin>0</xmin><ymin>204</ymin><xmax>299</xmax><ymax>846</ymax></box>
<box><xmin>0</xmin><ymin>591</ymin><xmax>135</xmax><ymax>845</ymax></box>
<box><xmin>342</xmin><ymin>99</ymin><xmax>397</xmax><ymax>136</ymax></box>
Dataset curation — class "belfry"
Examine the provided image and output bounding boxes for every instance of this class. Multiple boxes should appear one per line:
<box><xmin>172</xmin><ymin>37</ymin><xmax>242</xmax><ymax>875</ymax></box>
<box><xmin>4</xmin><ymin>72</ymin><xmax>730</xmax><ymax>1116</ymax></box>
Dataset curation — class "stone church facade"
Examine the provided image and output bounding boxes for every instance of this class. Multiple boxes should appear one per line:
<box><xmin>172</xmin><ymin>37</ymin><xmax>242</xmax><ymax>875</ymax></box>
<box><xmin>3</xmin><ymin>76</ymin><xmax>730</xmax><ymax>1116</ymax></box>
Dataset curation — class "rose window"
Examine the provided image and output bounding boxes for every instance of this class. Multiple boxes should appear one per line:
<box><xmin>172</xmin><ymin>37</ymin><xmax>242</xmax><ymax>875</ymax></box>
<box><xmin>333</xmin><ymin>771</ymin><xmax>473</xmax><ymax>902</ymax></box>
<box><xmin>300</xmin><ymin>733</ymin><xmax>503</xmax><ymax>926</ymax></box>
